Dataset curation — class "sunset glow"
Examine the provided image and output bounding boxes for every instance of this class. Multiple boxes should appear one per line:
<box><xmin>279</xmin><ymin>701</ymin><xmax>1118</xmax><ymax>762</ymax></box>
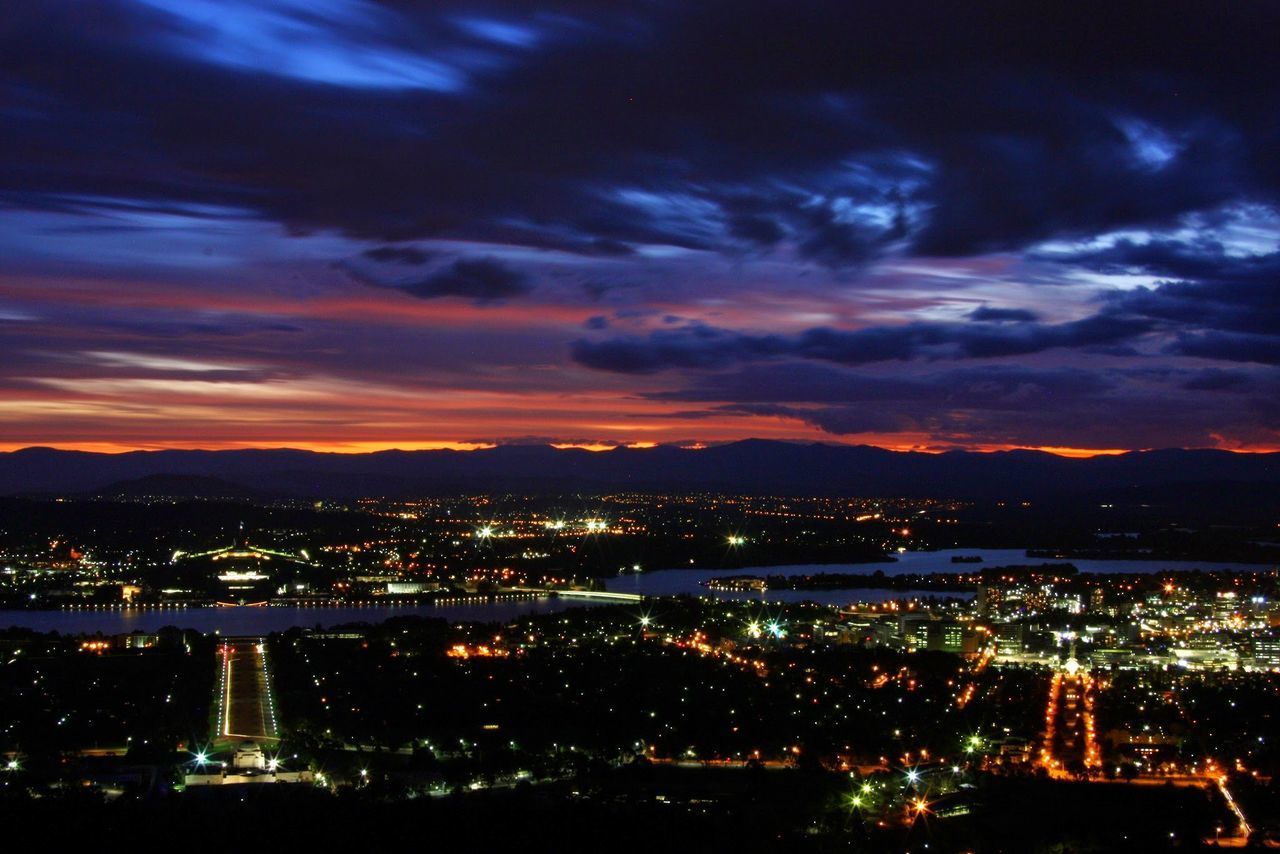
<box><xmin>1</xmin><ymin>2</ymin><xmax>1277</xmax><ymax>455</ymax></box>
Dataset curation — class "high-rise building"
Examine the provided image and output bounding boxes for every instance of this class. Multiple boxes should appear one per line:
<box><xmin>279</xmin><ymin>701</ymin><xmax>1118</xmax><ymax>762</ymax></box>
<box><xmin>976</xmin><ymin>585</ymin><xmax>1004</xmax><ymax>616</ymax></box>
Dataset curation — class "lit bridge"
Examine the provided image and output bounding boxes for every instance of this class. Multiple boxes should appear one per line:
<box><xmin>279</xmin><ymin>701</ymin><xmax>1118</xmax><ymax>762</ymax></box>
<box><xmin>512</xmin><ymin>588</ymin><xmax>643</xmax><ymax>603</ymax></box>
<box><xmin>555</xmin><ymin>589</ymin><xmax>644</xmax><ymax>602</ymax></box>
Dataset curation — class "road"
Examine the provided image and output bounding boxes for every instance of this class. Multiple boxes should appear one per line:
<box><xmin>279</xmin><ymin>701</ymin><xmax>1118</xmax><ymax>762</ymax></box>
<box><xmin>217</xmin><ymin>639</ymin><xmax>278</xmax><ymax>742</ymax></box>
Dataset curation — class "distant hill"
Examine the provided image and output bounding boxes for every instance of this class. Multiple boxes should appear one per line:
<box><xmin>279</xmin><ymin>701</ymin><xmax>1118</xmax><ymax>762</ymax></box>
<box><xmin>1</xmin><ymin>442</ymin><xmax>1278</xmax><ymax>510</ymax></box>
<box><xmin>90</xmin><ymin>473</ymin><xmax>261</xmax><ymax>500</ymax></box>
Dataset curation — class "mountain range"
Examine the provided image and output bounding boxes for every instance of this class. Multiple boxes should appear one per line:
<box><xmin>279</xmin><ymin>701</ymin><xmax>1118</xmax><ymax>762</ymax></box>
<box><xmin>1</xmin><ymin>442</ymin><xmax>1278</xmax><ymax>506</ymax></box>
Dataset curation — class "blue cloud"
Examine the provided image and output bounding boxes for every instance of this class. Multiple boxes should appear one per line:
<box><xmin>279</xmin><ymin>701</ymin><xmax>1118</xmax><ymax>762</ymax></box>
<box><xmin>131</xmin><ymin>0</ymin><xmax>466</xmax><ymax>90</ymax></box>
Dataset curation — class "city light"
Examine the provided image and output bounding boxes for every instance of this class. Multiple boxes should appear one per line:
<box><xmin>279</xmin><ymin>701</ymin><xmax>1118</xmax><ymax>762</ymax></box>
<box><xmin>2</xmin><ymin>484</ymin><xmax>1276</xmax><ymax>845</ymax></box>
<box><xmin>4</xmin><ymin>1</ymin><xmax>1280</xmax><ymax>845</ymax></box>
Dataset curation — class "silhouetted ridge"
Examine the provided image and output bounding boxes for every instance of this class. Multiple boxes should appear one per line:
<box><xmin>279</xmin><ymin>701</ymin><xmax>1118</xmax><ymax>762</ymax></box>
<box><xmin>0</xmin><ymin>442</ymin><xmax>1276</xmax><ymax>502</ymax></box>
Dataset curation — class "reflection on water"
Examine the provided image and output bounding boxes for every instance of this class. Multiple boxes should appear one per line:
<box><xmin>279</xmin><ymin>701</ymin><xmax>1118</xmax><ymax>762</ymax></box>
<box><xmin>607</xmin><ymin>547</ymin><xmax>1266</xmax><ymax>604</ymax></box>
<box><xmin>0</xmin><ymin>599</ymin><xmax>590</xmax><ymax>635</ymax></box>
<box><xmin>0</xmin><ymin>549</ymin><xmax>1265</xmax><ymax>635</ymax></box>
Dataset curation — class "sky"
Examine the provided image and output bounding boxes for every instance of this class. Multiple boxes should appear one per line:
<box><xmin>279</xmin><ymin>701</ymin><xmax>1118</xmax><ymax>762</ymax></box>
<box><xmin>1</xmin><ymin>0</ymin><xmax>1279</xmax><ymax>454</ymax></box>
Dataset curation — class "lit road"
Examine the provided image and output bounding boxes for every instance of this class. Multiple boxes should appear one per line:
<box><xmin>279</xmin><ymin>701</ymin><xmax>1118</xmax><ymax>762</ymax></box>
<box><xmin>1215</xmin><ymin>775</ymin><xmax>1253</xmax><ymax>847</ymax></box>
<box><xmin>1038</xmin><ymin>669</ymin><xmax>1100</xmax><ymax>776</ymax></box>
<box><xmin>217</xmin><ymin>639</ymin><xmax>278</xmax><ymax>742</ymax></box>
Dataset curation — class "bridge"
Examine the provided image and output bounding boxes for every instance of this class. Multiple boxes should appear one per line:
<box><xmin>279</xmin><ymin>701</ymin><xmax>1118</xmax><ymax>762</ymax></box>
<box><xmin>553</xmin><ymin>589</ymin><xmax>643</xmax><ymax>602</ymax></box>
<box><xmin>214</xmin><ymin>638</ymin><xmax>279</xmax><ymax>743</ymax></box>
<box><xmin>508</xmin><ymin>587</ymin><xmax>643</xmax><ymax>602</ymax></box>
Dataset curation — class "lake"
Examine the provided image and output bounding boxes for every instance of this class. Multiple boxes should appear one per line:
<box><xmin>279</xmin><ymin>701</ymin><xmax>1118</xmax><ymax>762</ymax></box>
<box><xmin>604</xmin><ymin>547</ymin><xmax>1271</xmax><ymax>606</ymax></box>
<box><xmin>0</xmin><ymin>548</ymin><xmax>1268</xmax><ymax>635</ymax></box>
<box><xmin>0</xmin><ymin>598</ymin><xmax>593</xmax><ymax>635</ymax></box>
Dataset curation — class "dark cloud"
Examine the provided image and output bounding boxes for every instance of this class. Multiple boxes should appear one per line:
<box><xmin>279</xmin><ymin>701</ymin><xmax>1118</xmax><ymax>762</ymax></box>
<box><xmin>652</xmin><ymin>363</ymin><xmax>1115</xmax><ymax>406</ymax></box>
<box><xmin>338</xmin><ymin>255</ymin><xmax>532</xmax><ymax>303</ymax></box>
<box><xmin>1117</xmin><ymin>277</ymin><xmax>1280</xmax><ymax>338</ymax></box>
<box><xmin>581</xmin><ymin>281</ymin><xmax>611</xmax><ymax>301</ymax></box>
<box><xmin>655</xmin><ymin>362</ymin><xmax>1280</xmax><ymax>449</ymax></box>
<box><xmin>3</xmin><ymin>1</ymin><xmax>1278</xmax><ymax>264</ymax></box>
<box><xmin>1043</xmin><ymin>239</ymin><xmax>1280</xmax><ymax>362</ymax></box>
<box><xmin>585</xmin><ymin>238</ymin><xmax>636</xmax><ymax>257</ymax></box>
<box><xmin>570</xmin><ymin>324</ymin><xmax>766</xmax><ymax>374</ymax></box>
<box><xmin>402</xmin><ymin>258</ymin><xmax>531</xmax><ymax>302</ymax></box>
<box><xmin>710</xmin><ymin>403</ymin><xmax>907</xmax><ymax>435</ymax></box>
<box><xmin>1170</xmin><ymin>332</ymin><xmax>1280</xmax><ymax>365</ymax></box>
<box><xmin>792</xmin><ymin>198</ymin><xmax>899</xmax><ymax>267</ymax></box>
<box><xmin>362</xmin><ymin>246</ymin><xmax>432</xmax><ymax>265</ymax></box>
<box><xmin>1180</xmin><ymin>368</ymin><xmax>1252</xmax><ymax>392</ymax></box>
<box><xmin>571</xmin><ymin>314</ymin><xmax>1152</xmax><ymax>374</ymax></box>
<box><xmin>727</xmin><ymin>214</ymin><xmax>785</xmax><ymax>247</ymax></box>
<box><xmin>970</xmin><ymin>306</ymin><xmax>1040</xmax><ymax>323</ymax></box>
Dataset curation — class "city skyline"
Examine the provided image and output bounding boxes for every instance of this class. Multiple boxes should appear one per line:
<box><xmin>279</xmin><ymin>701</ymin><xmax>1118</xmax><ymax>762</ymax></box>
<box><xmin>3</xmin><ymin>1</ymin><xmax>1279</xmax><ymax>455</ymax></box>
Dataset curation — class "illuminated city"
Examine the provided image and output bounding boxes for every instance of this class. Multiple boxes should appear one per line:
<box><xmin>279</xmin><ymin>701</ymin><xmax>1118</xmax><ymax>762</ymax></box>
<box><xmin>4</xmin><ymin>1</ymin><xmax>1280</xmax><ymax>850</ymax></box>
<box><xmin>2</xmin><ymin>483</ymin><xmax>1280</xmax><ymax>849</ymax></box>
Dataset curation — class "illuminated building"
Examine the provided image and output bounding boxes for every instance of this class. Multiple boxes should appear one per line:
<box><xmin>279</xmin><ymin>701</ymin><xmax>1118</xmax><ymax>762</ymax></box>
<box><xmin>183</xmin><ymin>741</ymin><xmax>313</xmax><ymax>786</ymax></box>
<box><xmin>994</xmin><ymin>622</ymin><xmax>1025</xmax><ymax>653</ymax></box>
<box><xmin>924</xmin><ymin>621</ymin><xmax>980</xmax><ymax>655</ymax></box>
<box><xmin>1253</xmin><ymin>635</ymin><xmax>1280</xmax><ymax>668</ymax></box>
<box><xmin>169</xmin><ymin>531</ymin><xmax>315</xmax><ymax>602</ymax></box>
<box><xmin>976</xmin><ymin>585</ymin><xmax>1004</xmax><ymax>616</ymax></box>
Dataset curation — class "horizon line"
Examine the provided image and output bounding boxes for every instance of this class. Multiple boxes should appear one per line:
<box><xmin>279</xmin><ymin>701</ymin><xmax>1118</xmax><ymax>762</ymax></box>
<box><xmin>0</xmin><ymin>440</ymin><xmax>1275</xmax><ymax>459</ymax></box>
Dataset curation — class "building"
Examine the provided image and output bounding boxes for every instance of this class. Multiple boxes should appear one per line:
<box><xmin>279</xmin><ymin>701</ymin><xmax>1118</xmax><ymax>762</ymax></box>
<box><xmin>994</xmin><ymin>736</ymin><xmax>1032</xmax><ymax>764</ymax></box>
<box><xmin>901</xmin><ymin>615</ymin><xmax>932</xmax><ymax>651</ymax></box>
<box><xmin>925</xmin><ymin>621</ymin><xmax>981</xmax><ymax>655</ymax></box>
<box><xmin>184</xmin><ymin>741</ymin><xmax>314</xmax><ymax>786</ymax></box>
<box><xmin>976</xmin><ymin>585</ymin><xmax>1004</xmax><ymax>617</ymax></box>
<box><xmin>170</xmin><ymin>532</ymin><xmax>316</xmax><ymax>602</ymax></box>
<box><xmin>1089</xmin><ymin>648</ymin><xmax>1135</xmax><ymax>669</ymax></box>
<box><xmin>386</xmin><ymin>580</ymin><xmax>442</xmax><ymax>595</ymax></box>
<box><xmin>1171</xmin><ymin>633</ymin><xmax>1237</xmax><ymax>669</ymax></box>
<box><xmin>993</xmin><ymin>622</ymin><xmax>1025</xmax><ymax>653</ymax></box>
<box><xmin>1252</xmin><ymin>635</ymin><xmax>1280</xmax><ymax>668</ymax></box>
